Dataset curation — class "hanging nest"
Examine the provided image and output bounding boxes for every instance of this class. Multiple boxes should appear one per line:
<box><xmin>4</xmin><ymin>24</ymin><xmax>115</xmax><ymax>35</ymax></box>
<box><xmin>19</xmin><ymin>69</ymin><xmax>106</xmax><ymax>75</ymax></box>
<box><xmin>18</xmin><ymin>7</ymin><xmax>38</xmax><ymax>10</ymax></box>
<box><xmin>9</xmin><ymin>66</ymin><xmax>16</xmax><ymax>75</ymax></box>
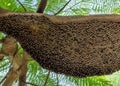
<box><xmin>0</xmin><ymin>13</ymin><xmax>120</xmax><ymax>77</ymax></box>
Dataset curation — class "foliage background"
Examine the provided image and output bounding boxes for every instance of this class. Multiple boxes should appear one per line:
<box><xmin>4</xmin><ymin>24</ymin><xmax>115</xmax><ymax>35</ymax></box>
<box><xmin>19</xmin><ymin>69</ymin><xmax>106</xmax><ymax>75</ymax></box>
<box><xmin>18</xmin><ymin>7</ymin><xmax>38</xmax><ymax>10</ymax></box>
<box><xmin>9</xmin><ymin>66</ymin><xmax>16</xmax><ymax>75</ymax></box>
<box><xmin>0</xmin><ymin>0</ymin><xmax>120</xmax><ymax>86</ymax></box>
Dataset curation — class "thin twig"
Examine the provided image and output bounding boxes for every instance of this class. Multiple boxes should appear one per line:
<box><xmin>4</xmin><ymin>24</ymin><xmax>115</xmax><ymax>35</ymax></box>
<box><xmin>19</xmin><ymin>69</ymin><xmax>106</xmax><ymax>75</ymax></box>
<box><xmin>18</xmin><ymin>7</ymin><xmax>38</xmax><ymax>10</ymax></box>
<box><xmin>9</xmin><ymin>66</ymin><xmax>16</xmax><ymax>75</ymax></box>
<box><xmin>56</xmin><ymin>74</ymin><xmax>59</xmax><ymax>86</ymax></box>
<box><xmin>0</xmin><ymin>66</ymin><xmax>11</xmax><ymax>84</ymax></box>
<box><xmin>54</xmin><ymin>0</ymin><xmax>72</xmax><ymax>15</ymax></box>
<box><xmin>37</xmin><ymin>0</ymin><xmax>48</xmax><ymax>13</ymax></box>
<box><xmin>25</xmin><ymin>81</ymin><xmax>38</xmax><ymax>86</ymax></box>
<box><xmin>16</xmin><ymin>0</ymin><xmax>27</xmax><ymax>12</ymax></box>
<box><xmin>63</xmin><ymin>1</ymin><xmax>81</xmax><ymax>12</ymax></box>
<box><xmin>20</xmin><ymin>76</ymin><xmax>38</xmax><ymax>86</ymax></box>
<box><xmin>0</xmin><ymin>62</ymin><xmax>9</xmax><ymax>69</ymax></box>
<box><xmin>0</xmin><ymin>75</ymin><xmax>7</xmax><ymax>84</ymax></box>
<box><xmin>43</xmin><ymin>70</ymin><xmax>50</xmax><ymax>86</ymax></box>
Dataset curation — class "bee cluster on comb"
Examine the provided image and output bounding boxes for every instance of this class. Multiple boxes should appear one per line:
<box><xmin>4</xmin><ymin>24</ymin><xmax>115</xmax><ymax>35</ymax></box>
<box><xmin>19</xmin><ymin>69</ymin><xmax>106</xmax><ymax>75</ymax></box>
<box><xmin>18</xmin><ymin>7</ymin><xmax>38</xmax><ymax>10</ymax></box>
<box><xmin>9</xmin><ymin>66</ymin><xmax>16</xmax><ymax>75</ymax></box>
<box><xmin>0</xmin><ymin>13</ymin><xmax>120</xmax><ymax>77</ymax></box>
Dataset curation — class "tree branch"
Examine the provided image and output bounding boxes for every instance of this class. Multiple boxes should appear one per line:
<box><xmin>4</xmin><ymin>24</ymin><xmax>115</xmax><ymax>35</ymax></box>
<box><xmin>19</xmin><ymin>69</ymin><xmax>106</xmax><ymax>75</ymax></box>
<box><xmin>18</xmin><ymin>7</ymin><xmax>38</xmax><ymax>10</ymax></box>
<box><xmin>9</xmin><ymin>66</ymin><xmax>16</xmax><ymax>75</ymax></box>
<box><xmin>18</xmin><ymin>52</ymin><xmax>28</xmax><ymax>86</ymax></box>
<box><xmin>20</xmin><ymin>77</ymin><xmax>38</xmax><ymax>86</ymax></box>
<box><xmin>0</xmin><ymin>62</ymin><xmax>9</xmax><ymax>69</ymax></box>
<box><xmin>0</xmin><ymin>66</ymin><xmax>12</xmax><ymax>85</ymax></box>
<box><xmin>0</xmin><ymin>74</ymin><xmax>7</xmax><ymax>84</ymax></box>
<box><xmin>0</xmin><ymin>8</ymin><xmax>11</xmax><ymax>14</ymax></box>
<box><xmin>43</xmin><ymin>70</ymin><xmax>50</xmax><ymax>86</ymax></box>
<box><xmin>54</xmin><ymin>0</ymin><xmax>71</xmax><ymax>15</ymax></box>
<box><xmin>2</xmin><ymin>68</ymin><xmax>18</xmax><ymax>86</ymax></box>
<box><xmin>37</xmin><ymin>0</ymin><xmax>48</xmax><ymax>13</ymax></box>
<box><xmin>56</xmin><ymin>74</ymin><xmax>59</xmax><ymax>86</ymax></box>
<box><xmin>16</xmin><ymin>0</ymin><xmax>27</xmax><ymax>12</ymax></box>
<box><xmin>0</xmin><ymin>53</ymin><xmax>4</xmax><ymax>61</ymax></box>
<box><xmin>25</xmin><ymin>82</ymin><xmax>38</xmax><ymax>86</ymax></box>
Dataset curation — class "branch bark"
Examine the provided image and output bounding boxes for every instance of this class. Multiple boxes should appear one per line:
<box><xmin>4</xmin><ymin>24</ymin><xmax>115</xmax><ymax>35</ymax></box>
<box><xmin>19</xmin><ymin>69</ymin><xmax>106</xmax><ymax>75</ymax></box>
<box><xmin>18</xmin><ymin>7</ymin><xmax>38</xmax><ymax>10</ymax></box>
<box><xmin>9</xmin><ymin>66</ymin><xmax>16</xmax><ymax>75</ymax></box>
<box><xmin>0</xmin><ymin>7</ymin><xmax>11</xmax><ymax>14</ymax></box>
<box><xmin>0</xmin><ymin>37</ymin><xmax>29</xmax><ymax>86</ymax></box>
<box><xmin>2</xmin><ymin>68</ymin><xmax>18</xmax><ymax>86</ymax></box>
<box><xmin>18</xmin><ymin>52</ymin><xmax>28</xmax><ymax>86</ymax></box>
<box><xmin>37</xmin><ymin>0</ymin><xmax>48</xmax><ymax>13</ymax></box>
